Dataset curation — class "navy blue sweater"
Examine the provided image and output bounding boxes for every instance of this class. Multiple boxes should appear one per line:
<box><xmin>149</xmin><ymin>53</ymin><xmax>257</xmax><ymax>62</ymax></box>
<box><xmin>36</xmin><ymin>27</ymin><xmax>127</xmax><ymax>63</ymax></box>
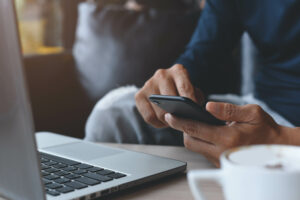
<box><xmin>177</xmin><ymin>0</ymin><xmax>300</xmax><ymax>126</ymax></box>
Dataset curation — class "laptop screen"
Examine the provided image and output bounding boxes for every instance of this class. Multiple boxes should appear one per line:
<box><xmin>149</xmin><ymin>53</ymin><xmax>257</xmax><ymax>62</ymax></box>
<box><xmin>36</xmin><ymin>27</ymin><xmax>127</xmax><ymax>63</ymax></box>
<box><xmin>0</xmin><ymin>1</ymin><xmax>45</xmax><ymax>199</ymax></box>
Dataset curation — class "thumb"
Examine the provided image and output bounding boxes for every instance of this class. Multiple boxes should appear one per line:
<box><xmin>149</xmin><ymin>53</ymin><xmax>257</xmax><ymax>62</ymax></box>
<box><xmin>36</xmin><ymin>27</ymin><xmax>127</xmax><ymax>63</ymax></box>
<box><xmin>206</xmin><ymin>102</ymin><xmax>252</xmax><ymax>122</ymax></box>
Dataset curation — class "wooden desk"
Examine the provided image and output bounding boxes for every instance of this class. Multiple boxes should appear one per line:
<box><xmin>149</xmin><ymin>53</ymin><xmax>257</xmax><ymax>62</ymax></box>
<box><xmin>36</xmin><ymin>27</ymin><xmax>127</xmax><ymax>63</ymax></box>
<box><xmin>100</xmin><ymin>143</ymin><xmax>219</xmax><ymax>200</ymax></box>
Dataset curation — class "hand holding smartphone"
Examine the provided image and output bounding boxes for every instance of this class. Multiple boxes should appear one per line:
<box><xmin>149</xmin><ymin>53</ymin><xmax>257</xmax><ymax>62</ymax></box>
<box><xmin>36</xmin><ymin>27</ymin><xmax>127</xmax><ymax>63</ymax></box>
<box><xmin>149</xmin><ymin>95</ymin><xmax>225</xmax><ymax>125</ymax></box>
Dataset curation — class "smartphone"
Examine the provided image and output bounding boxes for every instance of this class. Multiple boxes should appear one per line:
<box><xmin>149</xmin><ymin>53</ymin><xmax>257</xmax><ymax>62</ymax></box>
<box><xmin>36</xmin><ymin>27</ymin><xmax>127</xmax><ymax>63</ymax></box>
<box><xmin>149</xmin><ymin>95</ymin><xmax>225</xmax><ymax>125</ymax></box>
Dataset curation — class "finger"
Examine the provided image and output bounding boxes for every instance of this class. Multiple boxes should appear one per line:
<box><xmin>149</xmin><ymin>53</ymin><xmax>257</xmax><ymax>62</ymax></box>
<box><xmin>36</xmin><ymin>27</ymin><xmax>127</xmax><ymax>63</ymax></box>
<box><xmin>183</xmin><ymin>133</ymin><xmax>221</xmax><ymax>166</ymax></box>
<box><xmin>150</xmin><ymin>78</ymin><xmax>179</xmax><ymax>124</ymax></box>
<box><xmin>195</xmin><ymin>87</ymin><xmax>206</xmax><ymax>106</ymax></box>
<box><xmin>148</xmin><ymin>78</ymin><xmax>175</xmax><ymax>124</ymax></box>
<box><xmin>206</xmin><ymin>102</ymin><xmax>259</xmax><ymax>123</ymax></box>
<box><xmin>158</xmin><ymin>77</ymin><xmax>178</xmax><ymax>96</ymax></box>
<box><xmin>165</xmin><ymin>113</ymin><xmax>224</xmax><ymax>144</ymax></box>
<box><xmin>151</xmin><ymin>103</ymin><xmax>168</xmax><ymax>125</ymax></box>
<box><xmin>135</xmin><ymin>93</ymin><xmax>166</xmax><ymax>128</ymax></box>
<box><xmin>171</xmin><ymin>66</ymin><xmax>197</xmax><ymax>102</ymax></box>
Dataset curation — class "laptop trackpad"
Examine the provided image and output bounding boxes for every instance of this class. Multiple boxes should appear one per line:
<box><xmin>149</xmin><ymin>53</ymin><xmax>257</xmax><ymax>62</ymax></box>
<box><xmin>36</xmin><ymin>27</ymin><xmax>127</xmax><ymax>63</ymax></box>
<box><xmin>43</xmin><ymin>142</ymin><xmax>123</xmax><ymax>162</ymax></box>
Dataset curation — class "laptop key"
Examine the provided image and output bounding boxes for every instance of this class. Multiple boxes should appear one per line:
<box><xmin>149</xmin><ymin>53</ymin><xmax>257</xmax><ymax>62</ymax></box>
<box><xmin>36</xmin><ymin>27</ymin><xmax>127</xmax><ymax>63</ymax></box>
<box><xmin>65</xmin><ymin>181</ymin><xmax>88</xmax><ymax>189</ymax></box>
<box><xmin>64</xmin><ymin>166</ymin><xmax>77</xmax><ymax>172</ymax></box>
<box><xmin>54</xmin><ymin>178</ymin><xmax>70</xmax><ymax>184</ymax></box>
<box><xmin>73</xmin><ymin>169</ymin><xmax>87</xmax><ymax>175</ymax></box>
<box><xmin>88</xmin><ymin>167</ymin><xmax>103</xmax><ymax>172</ymax></box>
<box><xmin>41</xmin><ymin>164</ymin><xmax>51</xmax><ymax>170</ymax></box>
<box><xmin>56</xmin><ymin>186</ymin><xmax>74</xmax><ymax>194</ymax></box>
<box><xmin>53</xmin><ymin>163</ymin><xmax>67</xmax><ymax>169</ymax></box>
<box><xmin>45</xmin><ymin>168</ymin><xmax>60</xmax><ymax>173</ymax></box>
<box><xmin>108</xmin><ymin>173</ymin><xmax>126</xmax><ymax>179</ymax></box>
<box><xmin>55</xmin><ymin>171</ymin><xmax>69</xmax><ymax>176</ymax></box>
<box><xmin>65</xmin><ymin>174</ymin><xmax>80</xmax><ymax>179</ymax></box>
<box><xmin>46</xmin><ymin>190</ymin><xmax>60</xmax><ymax>196</ymax></box>
<box><xmin>46</xmin><ymin>183</ymin><xmax>63</xmax><ymax>189</ymax></box>
<box><xmin>41</xmin><ymin>158</ymin><xmax>49</xmax><ymax>163</ymax></box>
<box><xmin>42</xmin><ymin>172</ymin><xmax>50</xmax><ymax>176</ymax></box>
<box><xmin>43</xmin><ymin>178</ymin><xmax>52</xmax><ymax>185</ymax></box>
<box><xmin>83</xmin><ymin>172</ymin><xmax>113</xmax><ymax>182</ymax></box>
<box><xmin>97</xmin><ymin>169</ymin><xmax>114</xmax><ymax>176</ymax></box>
<box><xmin>74</xmin><ymin>163</ymin><xmax>93</xmax><ymax>169</ymax></box>
<box><xmin>76</xmin><ymin>177</ymin><xmax>101</xmax><ymax>186</ymax></box>
<box><xmin>44</xmin><ymin>174</ymin><xmax>60</xmax><ymax>180</ymax></box>
<box><xmin>44</xmin><ymin>161</ymin><xmax>58</xmax><ymax>166</ymax></box>
<box><xmin>40</xmin><ymin>153</ymin><xmax>81</xmax><ymax>166</ymax></box>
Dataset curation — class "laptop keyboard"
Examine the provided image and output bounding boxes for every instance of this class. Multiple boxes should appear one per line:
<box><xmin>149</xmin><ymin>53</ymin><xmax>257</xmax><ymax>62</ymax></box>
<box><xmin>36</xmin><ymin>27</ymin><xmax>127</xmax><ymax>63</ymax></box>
<box><xmin>40</xmin><ymin>152</ymin><xmax>126</xmax><ymax>197</ymax></box>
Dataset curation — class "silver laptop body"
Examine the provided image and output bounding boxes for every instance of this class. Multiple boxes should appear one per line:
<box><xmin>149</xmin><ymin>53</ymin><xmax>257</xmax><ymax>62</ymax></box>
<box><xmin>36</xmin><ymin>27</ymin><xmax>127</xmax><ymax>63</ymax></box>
<box><xmin>0</xmin><ymin>1</ymin><xmax>186</xmax><ymax>200</ymax></box>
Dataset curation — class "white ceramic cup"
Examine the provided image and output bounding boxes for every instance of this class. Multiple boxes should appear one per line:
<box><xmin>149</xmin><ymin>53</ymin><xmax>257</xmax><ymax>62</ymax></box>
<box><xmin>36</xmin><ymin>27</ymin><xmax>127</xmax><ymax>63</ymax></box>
<box><xmin>188</xmin><ymin>145</ymin><xmax>300</xmax><ymax>200</ymax></box>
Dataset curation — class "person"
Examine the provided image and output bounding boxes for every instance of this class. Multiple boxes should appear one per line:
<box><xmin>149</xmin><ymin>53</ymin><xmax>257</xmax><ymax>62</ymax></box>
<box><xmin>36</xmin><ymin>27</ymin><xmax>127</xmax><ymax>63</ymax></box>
<box><xmin>86</xmin><ymin>0</ymin><xmax>300</xmax><ymax>166</ymax></box>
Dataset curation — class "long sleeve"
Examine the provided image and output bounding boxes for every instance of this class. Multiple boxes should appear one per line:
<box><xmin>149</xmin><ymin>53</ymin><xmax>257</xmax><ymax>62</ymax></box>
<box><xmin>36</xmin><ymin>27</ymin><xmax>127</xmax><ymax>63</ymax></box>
<box><xmin>176</xmin><ymin>0</ymin><xmax>244</xmax><ymax>93</ymax></box>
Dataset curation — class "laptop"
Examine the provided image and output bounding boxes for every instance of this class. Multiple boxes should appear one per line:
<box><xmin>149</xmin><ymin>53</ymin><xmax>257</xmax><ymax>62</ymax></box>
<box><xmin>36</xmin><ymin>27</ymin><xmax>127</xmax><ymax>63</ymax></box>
<box><xmin>0</xmin><ymin>1</ymin><xmax>186</xmax><ymax>200</ymax></box>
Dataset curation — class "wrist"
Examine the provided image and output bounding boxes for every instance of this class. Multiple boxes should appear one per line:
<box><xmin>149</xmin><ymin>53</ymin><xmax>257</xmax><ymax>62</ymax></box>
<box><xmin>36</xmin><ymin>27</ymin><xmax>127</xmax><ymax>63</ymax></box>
<box><xmin>278</xmin><ymin>126</ymin><xmax>300</xmax><ymax>146</ymax></box>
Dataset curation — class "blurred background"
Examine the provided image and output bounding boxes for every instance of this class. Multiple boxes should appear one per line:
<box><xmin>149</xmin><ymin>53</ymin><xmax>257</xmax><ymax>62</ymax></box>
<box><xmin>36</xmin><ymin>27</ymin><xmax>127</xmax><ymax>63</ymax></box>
<box><xmin>16</xmin><ymin>0</ymin><xmax>63</xmax><ymax>55</ymax></box>
<box><xmin>16</xmin><ymin>0</ymin><xmax>204</xmax><ymax>55</ymax></box>
<box><xmin>15</xmin><ymin>0</ymin><xmax>241</xmax><ymax>140</ymax></box>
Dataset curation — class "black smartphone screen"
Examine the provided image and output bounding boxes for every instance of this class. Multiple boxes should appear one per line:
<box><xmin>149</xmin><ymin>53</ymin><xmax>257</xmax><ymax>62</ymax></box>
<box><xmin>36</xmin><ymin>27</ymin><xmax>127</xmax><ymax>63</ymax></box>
<box><xmin>149</xmin><ymin>95</ymin><xmax>225</xmax><ymax>125</ymax></box>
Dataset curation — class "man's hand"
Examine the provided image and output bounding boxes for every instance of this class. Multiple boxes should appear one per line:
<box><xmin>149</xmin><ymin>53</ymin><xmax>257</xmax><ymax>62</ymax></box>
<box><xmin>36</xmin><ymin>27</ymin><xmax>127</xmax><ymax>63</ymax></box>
<box><xmin>164</xmin><ymin>102</ymin><xmax>286</xmax><ymax>167</ymax></box>
<box><xmin>135</xmin><ymin>64</ymin><xmax>204</xmax><ymax>128</ymax></box>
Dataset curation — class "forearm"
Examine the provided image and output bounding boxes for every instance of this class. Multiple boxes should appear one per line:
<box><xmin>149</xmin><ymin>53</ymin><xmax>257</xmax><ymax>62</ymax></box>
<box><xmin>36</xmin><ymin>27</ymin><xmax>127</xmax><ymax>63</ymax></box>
<box><xmin>279</xmin><ymin>126</ymin><xmax>300</xmax><ymax>146</ymax></box>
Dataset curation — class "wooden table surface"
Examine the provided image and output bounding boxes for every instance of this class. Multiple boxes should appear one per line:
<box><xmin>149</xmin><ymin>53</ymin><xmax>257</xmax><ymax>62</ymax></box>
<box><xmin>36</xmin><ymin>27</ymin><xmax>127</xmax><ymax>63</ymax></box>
<box><xmin>100</xmin><ymin>143</ymin><xmax>221</xmax><ymax>200</ymax></box>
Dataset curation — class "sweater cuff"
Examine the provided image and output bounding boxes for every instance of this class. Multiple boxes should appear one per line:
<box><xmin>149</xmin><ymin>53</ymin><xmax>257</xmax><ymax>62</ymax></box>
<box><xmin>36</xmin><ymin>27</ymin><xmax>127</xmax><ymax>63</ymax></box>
<box><xmin>175</xmin><ymin>57</ymin><xmax>199</xmax><ymax>86</ymax></box>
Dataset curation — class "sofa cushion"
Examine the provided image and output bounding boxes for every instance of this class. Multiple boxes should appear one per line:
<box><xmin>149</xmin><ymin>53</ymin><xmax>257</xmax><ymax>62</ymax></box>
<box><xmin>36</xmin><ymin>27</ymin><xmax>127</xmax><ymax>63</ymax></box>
<box><xmin>73</xmin><ymin>2</ymin><xmax>201</xmax><ymax>102</ymax></box>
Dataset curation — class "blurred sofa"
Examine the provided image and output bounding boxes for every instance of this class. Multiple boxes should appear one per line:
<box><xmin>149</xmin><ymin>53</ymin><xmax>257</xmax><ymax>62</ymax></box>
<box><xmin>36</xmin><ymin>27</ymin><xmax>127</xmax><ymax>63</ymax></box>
<box><xmin>24</xmin><ymin>0</ymin><xmax>242</xmax><ymax>139</ymax></box>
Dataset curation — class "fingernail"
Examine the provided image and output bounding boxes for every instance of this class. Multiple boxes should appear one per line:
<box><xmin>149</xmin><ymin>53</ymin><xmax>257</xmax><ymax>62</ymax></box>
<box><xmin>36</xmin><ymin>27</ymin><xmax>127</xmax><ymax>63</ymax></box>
<box><xmin>206</xmin><ymin>102</ymin><xmax>212</xmax><ymax>111</ymax></box>
<box><xmin>164</xmin><ymin>113</ymin><xmax>172</xmax><ymax>122</ymax></box>
<box><xmin>206</xmin><ymin>102</ymin><xmax>219</xmax><ymax>113</ymax></box>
